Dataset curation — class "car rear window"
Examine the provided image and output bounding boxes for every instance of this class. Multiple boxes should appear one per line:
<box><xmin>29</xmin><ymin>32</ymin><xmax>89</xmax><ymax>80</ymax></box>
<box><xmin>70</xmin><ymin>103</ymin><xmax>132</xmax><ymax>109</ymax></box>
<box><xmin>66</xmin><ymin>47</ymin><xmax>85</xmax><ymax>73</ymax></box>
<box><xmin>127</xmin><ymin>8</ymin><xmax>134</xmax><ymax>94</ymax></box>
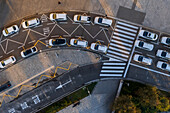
<box><xmin>0</xmin><ymin>81</ymin><xmax>11</xmax><ymax>92</ymax></box>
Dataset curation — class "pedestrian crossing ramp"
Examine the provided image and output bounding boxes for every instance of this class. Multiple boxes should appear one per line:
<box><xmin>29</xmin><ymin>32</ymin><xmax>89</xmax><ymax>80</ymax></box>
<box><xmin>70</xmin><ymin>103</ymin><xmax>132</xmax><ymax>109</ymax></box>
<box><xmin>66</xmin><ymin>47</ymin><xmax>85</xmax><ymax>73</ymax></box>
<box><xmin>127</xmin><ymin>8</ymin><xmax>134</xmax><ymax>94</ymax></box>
<box><xmin>100</xmin><ymin>21</ymin><xmax>139</xmax><ymax>77</ymax></box>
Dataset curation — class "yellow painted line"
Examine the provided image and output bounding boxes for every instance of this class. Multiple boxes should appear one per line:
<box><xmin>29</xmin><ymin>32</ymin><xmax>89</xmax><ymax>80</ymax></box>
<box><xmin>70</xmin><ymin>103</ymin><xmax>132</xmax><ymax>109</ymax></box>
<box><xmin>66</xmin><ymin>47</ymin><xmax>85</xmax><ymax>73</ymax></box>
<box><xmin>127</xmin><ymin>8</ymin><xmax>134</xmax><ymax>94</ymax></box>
<box><xmin>86</xmin><ymin>46</ymin><xmax>90</xmax><ymax>49</ymax></box>
<box><xmin>0</xmin><ymin>63</ymin><xmax>72</xmax><ymax>107</ymax></box>
<box><xmin>66</xmin><ymin>42</ymin><xmax>71</xmax><ymax>47</ymax></box>
<box><xmin>78</xmin><ymin>37</ymin><xmax>83</xmax><ymax>40</ymax></box>
<box><xmin>96</xmin><ymin>40</ymin><xmax>101</xmax><ymax>45</ymax></box>
<box><xmin>22</xmin><ymin>46</ymin><xmax>25</xmax><ymax>50</ymax></box>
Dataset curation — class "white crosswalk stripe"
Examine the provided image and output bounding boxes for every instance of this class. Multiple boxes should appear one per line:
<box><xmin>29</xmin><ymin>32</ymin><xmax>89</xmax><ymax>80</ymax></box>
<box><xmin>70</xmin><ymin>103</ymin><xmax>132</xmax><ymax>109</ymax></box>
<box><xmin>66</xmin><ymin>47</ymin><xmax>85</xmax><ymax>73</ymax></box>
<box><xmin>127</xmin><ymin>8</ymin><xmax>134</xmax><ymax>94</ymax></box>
<box><xmin>100</xmin><ymin>21</ymin><xmax>139</xmax><ymax>77</ymax></box>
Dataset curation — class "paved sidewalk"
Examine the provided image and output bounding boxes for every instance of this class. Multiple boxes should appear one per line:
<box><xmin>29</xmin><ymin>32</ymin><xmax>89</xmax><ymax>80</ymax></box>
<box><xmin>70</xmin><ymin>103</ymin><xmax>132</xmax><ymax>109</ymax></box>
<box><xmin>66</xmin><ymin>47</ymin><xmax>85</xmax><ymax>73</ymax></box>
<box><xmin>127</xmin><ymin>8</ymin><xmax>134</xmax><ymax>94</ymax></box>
<box><xmin>58</xmin><ymin>79</ymin><xmax>120</xmax><ymax>113</ymax></box>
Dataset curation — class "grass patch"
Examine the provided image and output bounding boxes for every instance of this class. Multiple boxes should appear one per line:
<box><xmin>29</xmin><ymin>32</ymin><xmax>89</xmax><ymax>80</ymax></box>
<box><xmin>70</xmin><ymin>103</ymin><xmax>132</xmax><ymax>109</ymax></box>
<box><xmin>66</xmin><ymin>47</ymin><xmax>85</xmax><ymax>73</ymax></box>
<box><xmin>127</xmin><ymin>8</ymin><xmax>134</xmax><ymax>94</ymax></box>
<box><xmin>38</xmin><ymin>82</ymin><xmax>97</xmax><ymax>113</ymax></box>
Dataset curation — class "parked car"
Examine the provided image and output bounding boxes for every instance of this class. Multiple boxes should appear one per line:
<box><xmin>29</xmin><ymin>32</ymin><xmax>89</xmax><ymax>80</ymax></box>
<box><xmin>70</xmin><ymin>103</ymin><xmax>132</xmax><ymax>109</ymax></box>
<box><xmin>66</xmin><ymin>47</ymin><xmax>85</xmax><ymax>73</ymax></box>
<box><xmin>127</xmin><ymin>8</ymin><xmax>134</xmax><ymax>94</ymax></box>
<box><xmin>70</xmin><ymin>39</ymin><xmax>88</xmax><ymax>47</ymax></box>
<box><xmin>21</xmin><ymin>46</ymin><xmax>38</xmax><ymax>58</ymax></box>
<box><xmin>22</xmin><ymin>18</ymin><xmax>40</xmax><ymax>28</ymax></box>
<box><xmin>0</xmin><ymin>81</ymin><xmax>11</xmax><ymax>92</ymax></box>
<box><xmin>135</xmin><ymin>40</ymin><xmax>154</xmax><ymax>51</ymax></box>
<box><xmin>2</xmin><ymin>25</ymin><xmax>19</xmax><ymax>37</ymax></box>
<box><xmin>138</xmin><ymin>30</ymin><xmax>158</xmax><ymax>40</ymax></box>
<box><xmin>73</xmin><ymin>15</ymin><xmax>91</xmax><ymax>23</ymax></box>
<box><xmin>156</xmin><ymin>61</ymin><xmax>170</xmax><ymax>72</ymax></box>
<box><xmin>0</xmin><ymin>56</ymin><xmax>16</xmax><ymax>68</ymax></box>
<box><xmin>94</xmin><ymin>17</ymin><xmax>112</xmax><ymax>26</ymax></box>
<box><xmin>49</xmin><ymin>13</ymin><xmax>67</xmax><ymax>21</ymax></box>
<box><xmin>133</xmin><ymin>54</ymin><xmax>152</xmax><ymax>65</ymax></box>
<box><xmin>156</xmin><ymin>50</ymin><xmax>170</xmax><ymax>60</ymax></box>
<box><xmin>161</xmin><ymin>37</ymin><xmax>170</xmax><ymax>46</ymax></box>
<box><xmin>49</xmin><ymin>38</ymin><xmax>66</xmax><ymax>46</ymax></box>
<box><xmin>90</xmin><ymin>43</ymin><xmax>107</xmax><ymax>53</ymax></box>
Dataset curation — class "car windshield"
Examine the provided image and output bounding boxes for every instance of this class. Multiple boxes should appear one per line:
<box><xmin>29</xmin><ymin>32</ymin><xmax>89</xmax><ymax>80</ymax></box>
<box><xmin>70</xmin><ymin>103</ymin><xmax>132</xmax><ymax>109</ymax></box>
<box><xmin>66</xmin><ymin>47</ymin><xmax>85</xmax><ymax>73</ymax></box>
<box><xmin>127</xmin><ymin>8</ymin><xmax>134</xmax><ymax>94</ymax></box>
<box><xmin>53</xmin><ymin>39</ymin><xmax>65</xmax><ymax>45</ymax></box>
<box><xmin>138</xmin><ymin>56</ymin><xmax>143</xmax><ymax>62</ymax></box>
<box><xmin>139</xmin><ymin>41</ymin><xmax>144</xmax><ymax>47</ymax></box>
<box><xmin>161</xmin><ymin>51</ymin><xmax>167</xmax><ymax>57</ymax></box>
<box><xmin>94</xmin><ymin>45</ymin><xmax>99</xmax><ymax>50</ymax></box>
<box><xmin>166</xmin><ymin>38</ymin><xmax>170</xmax><ymax>44</ymax></box>
<box><xmin>74</xmin><ymin>40</ymin><xmax>78</xmax><ymax>45</ymax></box>
<box><xmin>24</xmin><ymin>49</ymin><xmax>32</xmax><ymax>56</ymax></box>
<box><xmin>77</xmin><ymin>16</ymin><xmax>81</xmax><ymax>21</ymax></box>
<box><xmin>143</xmin><ymin>31</ymin><xmax>148</xmax><ymax>37</ymax></box>
<box><xmin>162</xmin><ymin>63</ymin><xmax>167</xmax><ymax>69</ymax></box>
<box><xmin>13</xmin><ymin>26</ymin><xmax>16</xmax><ymax>30</ymax></box>
<box><xmin>87</xmin><ymin>17</ymin><xmax>91</xmax><ymax>21</ymax></box>
<box><xmin>98</xmin><ymin>18</ymin><xmax>103</xmax><ymax>23</ymax></box>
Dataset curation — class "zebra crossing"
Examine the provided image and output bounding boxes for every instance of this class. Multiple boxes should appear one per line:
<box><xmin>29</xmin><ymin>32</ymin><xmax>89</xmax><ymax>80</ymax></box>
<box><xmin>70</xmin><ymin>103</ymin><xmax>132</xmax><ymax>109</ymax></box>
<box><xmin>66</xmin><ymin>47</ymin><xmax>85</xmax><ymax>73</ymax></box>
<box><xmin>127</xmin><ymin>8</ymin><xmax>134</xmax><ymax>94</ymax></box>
<box><xmin>100</xmin><ymin>21</ymin><xmax>139</xmax><ymax>77</ymax></box>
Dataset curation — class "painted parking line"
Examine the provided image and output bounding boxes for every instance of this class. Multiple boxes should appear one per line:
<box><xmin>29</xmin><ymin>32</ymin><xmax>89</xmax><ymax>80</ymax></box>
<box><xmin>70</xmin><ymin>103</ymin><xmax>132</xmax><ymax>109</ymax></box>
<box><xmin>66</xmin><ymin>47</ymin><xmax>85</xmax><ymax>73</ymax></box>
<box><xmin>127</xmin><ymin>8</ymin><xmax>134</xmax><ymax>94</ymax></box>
<box><xmin>130</xmin><ymin>63</ymin><xmax>170</xmax><ymax>76</ymax></box>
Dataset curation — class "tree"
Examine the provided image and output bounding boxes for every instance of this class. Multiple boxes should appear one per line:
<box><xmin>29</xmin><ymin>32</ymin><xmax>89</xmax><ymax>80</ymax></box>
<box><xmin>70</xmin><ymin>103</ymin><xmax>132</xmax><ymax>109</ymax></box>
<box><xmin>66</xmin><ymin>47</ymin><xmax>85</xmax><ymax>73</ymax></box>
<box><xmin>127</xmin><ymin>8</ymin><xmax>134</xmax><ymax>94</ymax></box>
<box><xmin>113</xmin><ymin>95</ymin><xmax>141</xmax><ymax>113</ymax></box>
<box><xmin>135</xmin><ymin>86</ymin><xmax>159</xmax><ymax>113</ymax></box>
<box><xmin>157</xmin><ymin>97</ymin><xmax>170</xmax><ymax>112</ymax></box>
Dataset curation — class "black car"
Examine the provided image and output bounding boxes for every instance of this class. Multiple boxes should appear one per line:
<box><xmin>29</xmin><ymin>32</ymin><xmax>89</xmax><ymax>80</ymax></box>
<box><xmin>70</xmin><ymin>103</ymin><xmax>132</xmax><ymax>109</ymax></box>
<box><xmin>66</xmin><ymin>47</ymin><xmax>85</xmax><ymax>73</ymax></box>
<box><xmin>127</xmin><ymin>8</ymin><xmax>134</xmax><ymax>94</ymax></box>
<box><xmin>0</xmin><ymin>81</ymin><xmax>11</xmax><ymax>92</ymax></box>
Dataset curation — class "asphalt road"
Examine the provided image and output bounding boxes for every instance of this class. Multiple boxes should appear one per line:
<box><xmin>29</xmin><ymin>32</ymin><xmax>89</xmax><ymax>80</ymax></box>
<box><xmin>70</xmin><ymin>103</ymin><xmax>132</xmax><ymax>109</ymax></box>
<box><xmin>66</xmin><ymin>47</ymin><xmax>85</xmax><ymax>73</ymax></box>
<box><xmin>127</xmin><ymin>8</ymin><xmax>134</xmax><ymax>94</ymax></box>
<box><xmin>0</xmin><ymin>62</ymin><xmax>102</xmax><ymax>113</ymax></box>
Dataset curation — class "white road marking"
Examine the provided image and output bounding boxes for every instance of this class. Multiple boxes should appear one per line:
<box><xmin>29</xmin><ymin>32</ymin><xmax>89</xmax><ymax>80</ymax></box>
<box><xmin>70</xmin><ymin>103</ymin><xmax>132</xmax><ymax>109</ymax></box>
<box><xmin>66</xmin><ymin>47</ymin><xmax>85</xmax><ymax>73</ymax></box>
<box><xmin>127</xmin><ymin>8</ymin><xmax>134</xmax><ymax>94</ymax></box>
<box><xmin>114</xmin><ymin>32</ymin><xmax>135</xmax><ymax>40</ymax></box>
<box><xmin>113</xmin><ymin>35</ymin><xmax>133</xmax><ymax>44</ymax></box>
<box><xmin>130</xmin><ymin>63</ymin><xmax>170</xmax><ymax>76</ymax></box>
<box><xmin>101</xmin><ymin>70</ymin><xmax>124</xmax><ymax>73</ymax></box>
<box><xmin>115</xmin><ymin>28</ymin><xmax>136</xmax><ymax>36</ymax></box>
<box><xmin>108</xmin><ymin>50</ymin><xmax>129</xmax><ymax>58</ymax></box>
<box><xmin>102</xmin><ymin>66</ymin><xmax>125</xmax><ymax>69</ymax></box>
<box><xmin>28</xmin><ymin>40</ymin><xmax>36</xmax><ymax>44</ymax></box>
<box><xmin>111</xmin><ymin>40</ymin><xmax>132</xmax><ymax>47</ymax></box>
<box><xmin>109</xmin><ymin>46</ymin><xmax>130</xmax><ymax>54</ymax></box>
<box><xmin>100</xmin><ymin>74</ymin><xmax>122</xmax><ymax>76</ymax></box>
<box><xmin>6</xmin><ymin>49</ymin><xmax>14</xmax><ymax>54</ymax></box>
<box><xmin>116</xmin><ymin>25</ymin><xmax>137</xmax><ymax>33</ymax></box>
<box><xmin>103</xmin><ymin>63</ymin><xmax>126</xmax><ymax>65</ymax></box>
<box><xmin>109</xmin><ymin>43</ymin><xmax>131</xmax><ymax>51</ymax></box>
<box><xmin>8</xmin><ymin>39</ymin><xmax>23</xmax><ymax>45</ymax></box>
<box><xmin>107</xmin><ymin>53</ymin><xmax>127</xmax><ymax>61</ymax></box>
<box><xmin>117</xmin><ymin>21</ymin><xmax>138</xmax><ymax>29</ymax></box>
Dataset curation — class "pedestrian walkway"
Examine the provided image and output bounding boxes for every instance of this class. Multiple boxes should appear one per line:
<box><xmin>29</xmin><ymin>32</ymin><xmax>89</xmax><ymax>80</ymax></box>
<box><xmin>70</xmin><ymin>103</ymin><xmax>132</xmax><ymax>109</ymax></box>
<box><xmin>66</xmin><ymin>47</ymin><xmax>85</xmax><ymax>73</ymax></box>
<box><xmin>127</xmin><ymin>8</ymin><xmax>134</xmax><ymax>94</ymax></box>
<box><xmin>100</xmin><ymin>21</ymin><xmax>139</xmax><ymax>77</ymax></box>
<box><xmin>58</xmin><ymin>79</ymin><xmax>120</xmax><ymax>113</ymax></box>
